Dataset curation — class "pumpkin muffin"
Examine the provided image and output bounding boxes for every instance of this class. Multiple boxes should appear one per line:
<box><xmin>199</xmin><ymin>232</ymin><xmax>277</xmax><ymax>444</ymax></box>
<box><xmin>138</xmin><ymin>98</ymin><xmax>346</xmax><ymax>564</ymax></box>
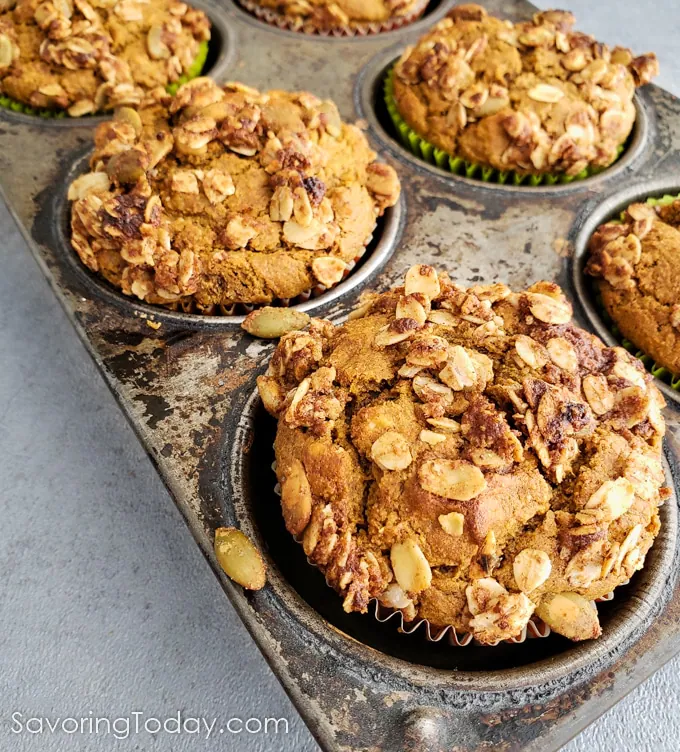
<box><xmin>242</xmin><ymin>0</ymin><xmax>428</xmax><ymax>34</ymax></box>
<box><xmin>67</xmin><ymin>77</ymin><xmax>400</xmax><ymax>310</ymax></box>
<box><xmin>258</xmin><ymin>264</ymin><xmax>669</xmax><ymax>644</ymax></box>
<box><xmin>586</xmin><ymin>197</ymin><xmax>680</xmax><ymax>376</ymax></box>
<box><xmin>0</xmin><ymin>0</ymin><xmax>210</xmax><ymax>115</ymax></box>
<box><xmin>390</xmin><ymin>5</ymin><xmax>658</xmax><ymax>177</ymax></box>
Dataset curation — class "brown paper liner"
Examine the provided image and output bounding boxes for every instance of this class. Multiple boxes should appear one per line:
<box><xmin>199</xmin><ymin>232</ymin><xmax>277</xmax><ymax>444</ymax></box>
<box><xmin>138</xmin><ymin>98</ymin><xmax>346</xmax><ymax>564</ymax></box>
<box><xmin>237</xmin><ymin>0</ymin><xmax>429</xmax><ymax>37</ymax></box>
<box><xmin>271</xmin><ymin>461</ymin><xmax>617</xmax><ymax>646</ymax></box>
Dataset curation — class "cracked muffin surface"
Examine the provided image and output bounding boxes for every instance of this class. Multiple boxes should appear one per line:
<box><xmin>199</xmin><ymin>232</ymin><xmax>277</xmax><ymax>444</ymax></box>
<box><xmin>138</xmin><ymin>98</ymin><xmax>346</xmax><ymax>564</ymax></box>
<box><xmin>247</xmin><ymin>0</ymin><xmax>426</xmax><ymax>32</ymax></box>
<box><xmin>259</xmin><ymin>264</ymin><xmax>669</xmax><ymax>644</ymax></box>
<box><xmin>391</xmin><ymin>4</ymin><xmax>658</xmax><ymax>176</ymax></box>
<box><xmin>586</xmin><ymin>197</ymin><xmax>680</xmax><ymax>376</ymax></box>
<box><xmin>0</xmin><ymin>0</ymin><xmax>210</xmax><ymax>114</ymax></box>
<box><xmin>67</xmin><ymin>77</ymin><xmax>400</xmax><ymax>309</ymax></box>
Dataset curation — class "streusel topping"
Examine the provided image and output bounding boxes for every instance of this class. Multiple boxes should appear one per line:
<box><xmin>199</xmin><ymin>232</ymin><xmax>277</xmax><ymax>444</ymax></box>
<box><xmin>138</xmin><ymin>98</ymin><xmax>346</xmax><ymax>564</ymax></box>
<box><xmin>392</xmin><ymin>5</ymin><xmax>658</xmax><ymax>175</ymax></box>
<box><xmin>587</xmin><ymin>197</ymin><xmax>680</xmax><ymax>374</ymax></box>
<box><xmin>0</xmin><ymin>0</ymin><xmax>210</xmax><ymax>114</ymax></box>
<box><xmin>261</xmin><ymin>264</ymin><xmax>669</xmax><ymax>643</ymax></box>
<box><xmin>68</xmin><ymin>78</ymin><xmax>400</xmax><ymax>309</ymax></box>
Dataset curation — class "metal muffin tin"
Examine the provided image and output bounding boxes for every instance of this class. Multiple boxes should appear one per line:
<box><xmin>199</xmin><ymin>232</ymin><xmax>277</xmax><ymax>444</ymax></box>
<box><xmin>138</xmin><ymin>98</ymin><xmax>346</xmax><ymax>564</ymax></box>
<box><xmin>2</xmin><ymin>0</ymin><xmax>680</xmax><ymax>749</ymax></box>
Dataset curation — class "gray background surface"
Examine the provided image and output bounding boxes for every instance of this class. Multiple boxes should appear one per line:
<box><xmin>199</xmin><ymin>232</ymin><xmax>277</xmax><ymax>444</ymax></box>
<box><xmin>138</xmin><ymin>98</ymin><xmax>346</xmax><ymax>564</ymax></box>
<box><xmin>1</xmin><ymin>2</ymin><xmax>679</xmax><ymax>750</ymax></box>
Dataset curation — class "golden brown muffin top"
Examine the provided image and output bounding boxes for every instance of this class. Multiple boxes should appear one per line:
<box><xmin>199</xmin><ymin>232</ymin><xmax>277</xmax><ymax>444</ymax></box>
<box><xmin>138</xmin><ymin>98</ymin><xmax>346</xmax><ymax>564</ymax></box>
<box><xmin>392</xmin><ymin>5</ymin><xmax>658</xmax><ymax>175</ymax></box>
<box><xmin>250</xmin><ymin>0</ymin><xmax>425</xmax><ymax>30</ymax></box>
<box><xmin>68</xmin><ymin>78</ymin><xmax>400</xmax><ymax>309</ymax></box>
<box><xmin>260</xmin><ymin>264</ymin><xmax>669</xmax><ymax>644</ymax></box>
<box><xmin>0</xmin><ymin>0</ymin><xmax>209</xmax><ymax>114</ymax></box>
<box><xmin>586</xmin><ymin>198</ymin><xmax>680</xmax><ymax>375</ymax></box>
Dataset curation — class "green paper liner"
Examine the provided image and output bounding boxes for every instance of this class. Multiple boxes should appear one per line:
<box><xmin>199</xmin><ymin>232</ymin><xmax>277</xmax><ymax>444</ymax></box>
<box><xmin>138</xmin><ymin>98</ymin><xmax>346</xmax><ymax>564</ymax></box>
<box><xmin>589</xmin><ymin>192</ymin><xmax>680</xmax><ymax>393</ymax></box>
<box><xmin>383</xmin><ymin>67</ymin><xmax>624</xmax><ymax>186</ymax></box>
<box><xmin>0</xmin><ymin>39</ymin><xmax>209</xmax><ymax>119</ymax></box>
<box><xmin>167</xmin><ymin>39</ymin><xmax>209</xmax><ymax>96</ymax></box>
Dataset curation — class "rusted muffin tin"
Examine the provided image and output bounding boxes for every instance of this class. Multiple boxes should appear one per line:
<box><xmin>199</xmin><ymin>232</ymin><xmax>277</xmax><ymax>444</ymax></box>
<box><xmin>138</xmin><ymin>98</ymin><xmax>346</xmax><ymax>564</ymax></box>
<box><xmin>2</xmin><ymin>0</ymin><xmax>680</xmax><ymax>750</ymax></box>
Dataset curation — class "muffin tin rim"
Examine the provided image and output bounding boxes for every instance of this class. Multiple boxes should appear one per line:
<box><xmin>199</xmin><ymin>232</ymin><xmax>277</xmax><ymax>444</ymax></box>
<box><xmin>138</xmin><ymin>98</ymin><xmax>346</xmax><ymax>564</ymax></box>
<box><xmin>571</xmin><ymin>177</ymin><xmax>680</xmax><ymax>406</ymax></box>
<box><xmin>53</xmin><ymin>150</ymin><xmax>406</xmax><ymax>331</ymax></box>
<box><xmin>354</xmin><ymin>44</ymin><xmax>652</xmax><ymax>194</ymax></box>
<box><xmin>0</xmin><ymin>0</ymin><xmax>237</xmax><ymax>129</ymax></box>
<box><xmin>226</xmin><ymin>383</ymin><xmax>680</xmax><ymax>692</ymax></box>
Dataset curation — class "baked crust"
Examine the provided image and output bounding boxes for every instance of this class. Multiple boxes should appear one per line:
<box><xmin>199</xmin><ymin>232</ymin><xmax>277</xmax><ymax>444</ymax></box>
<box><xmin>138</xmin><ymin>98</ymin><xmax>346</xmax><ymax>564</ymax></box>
<box><xmin>67</xmin><ymin>78</ymin><xmax>400</xmax><ymax>308</ymax></box>
<box><xmin>0</xmin><ymin>0</ymin><xmax>210</xmax><ymax>114</ymax></box>
<box><xmin>260</xmin><ymin>265</ymin><xmax>669</xmax><ymax>643</ymax></box>
<box><xmin>586</xmin><ymin>198</ymin><xmax>680</xmax><ymax>375</ymax></box>
<box><xmin>248</xmin><ymin>0</ymin><xmax>425</xmax><ymax>30</ymax></box>
<box><xmin>392</xmin><ymin>5</ymin><xmax>658</xmax><ymax>176</ymax></box>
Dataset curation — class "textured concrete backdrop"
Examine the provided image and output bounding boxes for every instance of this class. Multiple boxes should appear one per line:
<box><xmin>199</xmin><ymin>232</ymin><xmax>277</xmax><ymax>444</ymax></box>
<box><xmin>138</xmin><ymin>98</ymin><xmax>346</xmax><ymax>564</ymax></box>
<box><xmin>1</xmin><ymin>2</ymin><xmax>679</xmax><ymax>750</ymax></box>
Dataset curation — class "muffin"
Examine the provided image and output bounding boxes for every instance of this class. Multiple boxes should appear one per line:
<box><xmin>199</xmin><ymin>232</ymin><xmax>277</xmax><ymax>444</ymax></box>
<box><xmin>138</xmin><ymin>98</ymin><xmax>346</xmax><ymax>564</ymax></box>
<box><xmin>67</xmin><ymin>78</ymin><xmax>400</xmax><ymax>311</ymax></box>
<box><xmin>586</xmin><ymin>196</ymin><xmax>680</xmax><ymax>377</ymax></box>
<box><xmin>389</xmin><ymin>5</ymin><xmax>658</xmax><ymax>180</ymax></box>
<box><xmin>258</xmin><ymin>264</ymin><xmax>669</xmax><ymax>644</ymax></box>
<box><xmin>0</xmin><ymin>0</ymin><xmax>210</xmax><ymax>116</ymax></box>
<box><xmin>241</xmin><ymin>0</ymin><xmax>428</xmax><ymax>35</ymax></box>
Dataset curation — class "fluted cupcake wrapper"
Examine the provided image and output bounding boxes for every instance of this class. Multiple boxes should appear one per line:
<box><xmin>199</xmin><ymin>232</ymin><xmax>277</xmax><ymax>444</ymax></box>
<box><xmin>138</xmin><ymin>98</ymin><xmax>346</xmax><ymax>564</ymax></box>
<box><xmin>237</xmin><ymin>0</ymin><xmax>429</xmax><ymax>37</ymax></box>
<box><xmin>271</xmin><ymin>460</ymin><xmax>614</xmax><ymax>647</ymax></box>
<box><xmin>0</xmin><ymin>40</ymin><xmax>210</xmax><ymax>119</ymax></box>
<box><xmin>591</xmin><ymin>193</ymin><xmax>680</xmax><ymax>392</ymax></box>
<box><xmin>384</xmin><ymin>67</ymin><xmax>624</xmax><ymax>187</ymax></box>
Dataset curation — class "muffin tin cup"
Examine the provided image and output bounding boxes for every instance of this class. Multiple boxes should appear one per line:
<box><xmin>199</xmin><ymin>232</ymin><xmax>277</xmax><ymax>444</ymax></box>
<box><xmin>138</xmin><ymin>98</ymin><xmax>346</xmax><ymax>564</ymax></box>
<box><xmin>354</xmin><ymin>46</ymin><xmax>652</xmax><ymax>193</ymax></box>
<box><xmin>233</xmin><ymin>386</ymin><xmax>678</xmax><ymax>682</ymax></box>
<box><xmin>383</xmin><ymin>67</ymin><xmax>622</xmax><ymax>187</ymax></box>
<box><xmin>271</xmin><ymin>461</ymin><xmax>621</xmax><ymax>649</ymax></box>
<box><xmin>236</xmin><ymin>0</ymin><xmax>431</xmax><ymax>37</ymax></box>
<box><xmin>572</xmin><ymin>180</ymin><xmax>680</xmax><ymax>406</ymax></box>
<box><xmin>0</xmin><ymin>0</ymin><xmax>235</xmax><ymax>127</ymax></box>
<box><xmin>0</xmin><ymin>40</ymin><xmax>210</xmax><ymax>120</ymax></box>
<box><xmin>54</xmin><ymin>151</ymin><xmax>405</xmax><ymax>330</ymax></box>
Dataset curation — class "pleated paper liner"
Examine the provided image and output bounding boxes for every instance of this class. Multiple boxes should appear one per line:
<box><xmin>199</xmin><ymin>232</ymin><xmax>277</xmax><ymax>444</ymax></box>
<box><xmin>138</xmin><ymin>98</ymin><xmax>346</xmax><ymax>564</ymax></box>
<box><xmin>589</xmin><ymin>193</ymin><xmax>680</xmax><ymax>393</ymax></box>
<box><xmin>164</xmin><ymin>247</ymin><xmax>365</xmax><ymax>316</ymax></box>
<box><xmin>271</xmin><ymin>460</ymin><xmax>614</xmax><ymax>647</ymax></box>
<box><xmin>237</xmin><ymin>0</ymin><xmax>430</xmax><ymax>37</ymax></box>
<box><xmin>383</xmin><ymin>67</ymin><xmax>625</xmax><ymax>187</ymax></box>
<box><xmin>167</xmin><ymin>39</ymin><xmax>210</xmax><ymax>96</ymax></box>
<box><xmin>0</xmin><ymin>40</ymin><xmax>209</xmax><ymax>119</ymax></box>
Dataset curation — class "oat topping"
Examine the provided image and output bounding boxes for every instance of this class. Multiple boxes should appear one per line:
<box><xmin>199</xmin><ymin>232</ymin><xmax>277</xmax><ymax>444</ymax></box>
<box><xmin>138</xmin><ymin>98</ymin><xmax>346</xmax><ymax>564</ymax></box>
<box><xmin>392</xmin><ymin>6</ymin><xmax>658</xmax><ymax>175</ymax></box>
<box><xmin>263</xmin><ymin>264</ymin><xmax>667</xmax><ymax>643</ymax></box>
<box><xmin>0</xmin><ymin>0</ymin><xmax>210</xmax><ymax>113</ymax></box>
<box><xmin>586</xmin><ymin>196</ymin><xmax>680</xmax><ymax>375</ymax></box>
<box><xmin>68</xmin><ymin>78</ymin><xmax>400</xmax><ymax>309</ymax></box>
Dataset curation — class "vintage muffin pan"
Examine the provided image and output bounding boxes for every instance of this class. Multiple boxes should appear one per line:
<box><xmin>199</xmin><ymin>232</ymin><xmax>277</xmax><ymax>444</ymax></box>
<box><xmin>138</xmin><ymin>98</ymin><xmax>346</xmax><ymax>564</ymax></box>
<box><xmin>2</xmin><ymin>0</ymin><xmax>680</xmax><ymax>750</ymax></box>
